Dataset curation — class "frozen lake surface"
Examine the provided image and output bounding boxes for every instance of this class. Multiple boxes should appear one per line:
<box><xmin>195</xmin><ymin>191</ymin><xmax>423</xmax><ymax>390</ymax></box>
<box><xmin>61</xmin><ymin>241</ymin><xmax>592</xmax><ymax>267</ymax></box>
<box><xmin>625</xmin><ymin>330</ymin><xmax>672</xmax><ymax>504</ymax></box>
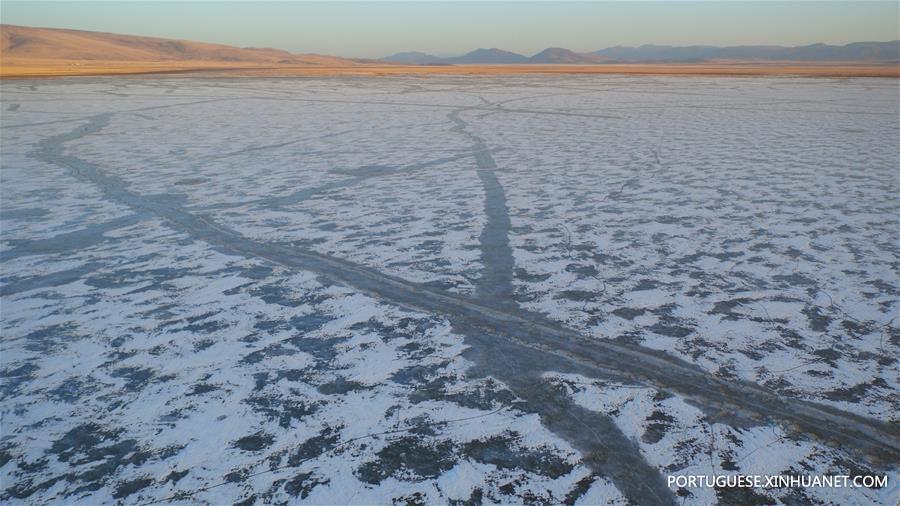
<box><xmin>1</xmin><ymin>76</ymin><xmax>898</xmax><ymax>504</ymax></box>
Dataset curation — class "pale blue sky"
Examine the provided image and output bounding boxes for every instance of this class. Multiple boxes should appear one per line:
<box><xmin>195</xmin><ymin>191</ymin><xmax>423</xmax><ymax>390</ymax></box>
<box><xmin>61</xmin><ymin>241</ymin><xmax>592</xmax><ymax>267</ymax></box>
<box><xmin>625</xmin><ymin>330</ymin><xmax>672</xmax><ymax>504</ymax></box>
<box><xmin>2</xmin><ymin>2</ymin><xmax>897</xmax><ymax>58</ymax></box>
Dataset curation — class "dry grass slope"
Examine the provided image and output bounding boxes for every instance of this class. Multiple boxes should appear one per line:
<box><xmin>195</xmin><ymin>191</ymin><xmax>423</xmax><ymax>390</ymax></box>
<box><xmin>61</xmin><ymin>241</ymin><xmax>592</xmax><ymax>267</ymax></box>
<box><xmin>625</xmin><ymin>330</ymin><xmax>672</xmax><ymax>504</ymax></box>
<box><xmin>1</xmin><ymin>24</ymin><xmax>897</xmax><ymax>78</ymax></box>
<box><xmin>0</xmin><ymin>24</ymin><xmax>361</xmax><ymax>75</ymax></box>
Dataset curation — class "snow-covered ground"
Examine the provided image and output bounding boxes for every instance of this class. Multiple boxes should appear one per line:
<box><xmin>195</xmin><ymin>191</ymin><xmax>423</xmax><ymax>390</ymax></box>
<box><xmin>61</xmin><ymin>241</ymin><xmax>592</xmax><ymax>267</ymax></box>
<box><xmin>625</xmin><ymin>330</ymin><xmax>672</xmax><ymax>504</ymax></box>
<box><xmin>1</xmin><ymin>76</ymin><xmax>897</xmax><ymax>505</ymax></box>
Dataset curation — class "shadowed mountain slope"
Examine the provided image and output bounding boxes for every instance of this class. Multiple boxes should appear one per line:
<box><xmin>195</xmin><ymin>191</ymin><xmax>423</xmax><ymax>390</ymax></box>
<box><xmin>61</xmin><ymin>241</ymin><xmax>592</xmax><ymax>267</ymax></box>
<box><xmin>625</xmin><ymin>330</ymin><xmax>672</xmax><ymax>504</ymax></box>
<box><xmin>529</xmin><ymin>47</ymin><xmax>606</xmax><ymax>64</ymax></box>
<box><xmin>445</xmin><ymin>48</ymin><xmax>530</xmax><ymax>64</ymax></box>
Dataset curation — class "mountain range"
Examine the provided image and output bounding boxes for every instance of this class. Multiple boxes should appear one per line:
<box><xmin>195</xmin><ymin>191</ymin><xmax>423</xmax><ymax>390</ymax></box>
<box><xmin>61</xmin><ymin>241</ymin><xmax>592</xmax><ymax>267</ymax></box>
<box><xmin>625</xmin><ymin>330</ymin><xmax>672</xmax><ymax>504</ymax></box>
<box><xmin>383</xmin><ymin>41</ymin><xmax>900</xmax><ymax>64</ymax></box>
<box><xmin>2</xmin><ymin>24</ymin><xmax>897</xmax><ymax>79</ymax></box>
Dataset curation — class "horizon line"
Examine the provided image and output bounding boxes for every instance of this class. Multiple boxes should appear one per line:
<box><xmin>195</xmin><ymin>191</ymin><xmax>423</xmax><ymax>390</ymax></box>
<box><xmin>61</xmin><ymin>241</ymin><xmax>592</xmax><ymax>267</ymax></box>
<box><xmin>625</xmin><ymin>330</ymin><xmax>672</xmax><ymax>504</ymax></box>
<box><xmin>4</xmin><ymin>23</ymin><xmax>899</xmax><ymax>61</ymax></box>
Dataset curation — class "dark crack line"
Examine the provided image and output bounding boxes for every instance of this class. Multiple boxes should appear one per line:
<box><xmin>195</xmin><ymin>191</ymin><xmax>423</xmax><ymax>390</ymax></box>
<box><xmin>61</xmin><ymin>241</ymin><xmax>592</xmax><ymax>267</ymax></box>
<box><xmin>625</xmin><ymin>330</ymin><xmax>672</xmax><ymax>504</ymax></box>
<box><xmin>1</xmin><ymin>261</ymin><xmax>106</xmax><ymax>297</ymax></box>
<box><xmin>448</xmin><ymin>100</ymin><xmax>674</xmax><ymax>503</ymax></box>
<box><xmin>195</xmin><ymin>118</ymin><xmax>453</xmax><ymax>163</ymax></box>
<box><xmin>460</xmin><ymin>323</ymin><xmax>677</xmax><ymax>505</ymax></box>
<box><xmin>247</xmin><ymin>95</ymin><xmax>626</xmax><ymax>120</ymax></box>
<box><xmin>29</xmin><ymin>110</ymin><xmax>676</xmax><ymax>504</ymax></box>
<box><xmin>31</xmin><ymin>114</ymin><xmax>900</xmax><ymax>489</ymax></box>
<box><xmin>200</xmin><ymin>128</ymin><xmax>358</xmax><ymax>161</ymax></box>
<box><xmin>0</xmin><ymin>214</ymin><xmax>144</xmax><ymax>263</ymax></box>
<box><xmin>192</xmin><ymin>149</ymin><xmax>493</xmax><ymax>212</ymax></box>
<box><xmin>448</xmin><ymin>107</ymin><xmax>516</xmax><ymax>306</ymax></box>
<box><xmin>38</xmin><ymin>115</ymin><xmax>900</xmax><ymax>461</ymax></box>
<box><xmin>26</xmin><ymin>112</ymin><xmax>668</xmax><ymax>504</ymax></box>
<box><xmin>1</xmin><ymin>98</ymin><xmax>239</xmax><ymax>130</ymax></box>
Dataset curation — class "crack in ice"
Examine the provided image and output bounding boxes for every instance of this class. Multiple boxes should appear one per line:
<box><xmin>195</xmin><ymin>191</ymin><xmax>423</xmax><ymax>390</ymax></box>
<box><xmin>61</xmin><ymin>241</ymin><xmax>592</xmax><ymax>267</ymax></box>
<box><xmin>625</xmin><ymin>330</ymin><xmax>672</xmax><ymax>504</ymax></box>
<box><xmin>29</xmin><ymin>108</ymin><xmax>900</xmax><ymax>503</ymax></box>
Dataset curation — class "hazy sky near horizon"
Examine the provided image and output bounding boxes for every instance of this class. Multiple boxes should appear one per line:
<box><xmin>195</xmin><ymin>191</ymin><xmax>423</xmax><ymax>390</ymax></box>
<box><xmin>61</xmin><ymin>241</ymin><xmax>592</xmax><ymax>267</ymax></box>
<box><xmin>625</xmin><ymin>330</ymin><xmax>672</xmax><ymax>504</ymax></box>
<box><xmin>3</xmin><ymin>1</ymin><xmax>898</xmax><ymax>58</ymax></box>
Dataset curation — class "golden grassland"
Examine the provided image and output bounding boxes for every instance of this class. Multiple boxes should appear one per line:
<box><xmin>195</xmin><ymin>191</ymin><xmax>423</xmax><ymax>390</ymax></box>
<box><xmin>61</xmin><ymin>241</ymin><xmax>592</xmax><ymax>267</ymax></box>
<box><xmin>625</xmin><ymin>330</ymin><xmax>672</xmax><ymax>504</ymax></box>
<box><xmin>2</xmin><ymin>58</ymin><xmax>898</xmax><ymax>79</ymax></box>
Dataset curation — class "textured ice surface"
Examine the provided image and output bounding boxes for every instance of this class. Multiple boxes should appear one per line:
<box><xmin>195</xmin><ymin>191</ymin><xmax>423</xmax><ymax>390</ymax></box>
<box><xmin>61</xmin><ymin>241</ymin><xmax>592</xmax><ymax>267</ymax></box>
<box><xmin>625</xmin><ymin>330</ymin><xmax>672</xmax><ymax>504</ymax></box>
<box><xmin>545</xmin><ymin>372</ymin><xmax>896</xmax><ymax>505</ymax></box>
<box><xmin>477</xmin><ymin>79</ymin><xmax>900</xmax><ymax>422</ymax></box>
<box><xmin>1</xmin><ymin>76</ymin><xmax>897</xmax><ymax>505</ymax></box>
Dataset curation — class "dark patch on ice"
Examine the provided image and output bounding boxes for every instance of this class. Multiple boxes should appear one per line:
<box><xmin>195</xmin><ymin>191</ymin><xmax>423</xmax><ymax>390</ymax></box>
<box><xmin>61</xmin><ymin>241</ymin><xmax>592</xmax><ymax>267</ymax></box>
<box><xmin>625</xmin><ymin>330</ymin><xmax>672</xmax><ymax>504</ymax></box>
<box><xmin>240</xmin><ymin>343</ymin><xmax>298</xmax><ymax>365</ymax></box>
<box><xmin>449</xmin><ymin>488</ymin><xmax>484</xmax><ymax>506</ymax></box>
<box><xmin>714</xmin><ymin>485</ymin><xmax>776</xmax><ymax>505</ymax></box>
<box><xmin>561</xmin><ymin>476</ymin><xmax>596</xmax><ymax>505</ymax></box>
<box><xmin>1</xmin><ymin>362</ymin><xmax>39</xmax><ymax>398</ymax></box>
<box><xmin>462</xmin><ymin>431</ymin><xmax>575</xmax><ymax>478</ymax></box>
<box><xmin>350</xmin><ymin>316</ymin><xmax>438</xmax><ymax>342</ymax></box>
<box><xmin>0</xmin><ymin>443</ymin><xmax>15</xmax><ymax>469</ymax></box>
<box><xmin>841</xmin><ymin>319</ymin><xmax>876</xmax><ymax>338</ymax></box>
<box><xmin>233</xmin><ymin>494</ymin><xmax>257</xmax><ymax>506</ymax></box>
<box><xmin>555</xmin><ymin>290</ymin><xmax>601</xmax><ymax>303</ymax></box>
<box><xmin>866</xmin><ymin>279</ymin><xmax>899</xmax><ymax>296</ymax></box>
<box><xmin>612</xmin><ymin>307</ymin><xmax>647</xmax><ymax>320</ymax></box>
<box><xmin>187</xmin><ymin>383</ymin><xmax>219</xmax><ymax>396</ymax></box>
<box><xmin>422</xmin><ymin>277</ymin><xmax>471</xmax><ymax>292</ymax></box>
<box><xmin>633</xmin><ymin>278</ymin><xmax>663</xmax><ymax>291</ymax></box>
<box><xmin>250</xmin><ymin>284</ymin><xmax>321</xmax><ymax>307</ymax></box>
<box><xmin>1</xmin><ymin>262</ymin><xmax>103</xmax><ymax>296</ymax></box>
<box><xmin>253</xmin><ymin>318</ymin><xmax>290</xmax><ymax>334</ymax></box>
<box><xmin>414</xmin><ymin>239</ymin><xmax>443</xmax><ymax>255</ymax></box>
<box><xmin>110</xmin><ymin>367</ymin><xmax>155</xmax><ymax>392</ymax></box>
<box><xmin>778</xmin><ymin>327</ymin><xmax>807</xmax><ymax>350</ymax></box>
<box><xmin>332</xmin><ymin>164</ymin><xmax>393</xmax><ymax>176</ymax></box>
<box><xmin>811</xmin><ymin>347</ymin><xmax>841</xmax><ymax>367</ymax></box>
<box><xmin>113</xmin><ymin>476</ymin><xmax>154</xmax><ymax>499</ymax></box>
<box><xmin>173</xmin><ymin>177</ymin><xmax>209</xmax><ymax>186</ymax></box>
<box><xmin>155</xmin><ymin>310</ymin><xmax>234</xmax><ymax>335</ymax></box>
<box><xmin>648</xmin><ymin>318</ymin><xmax>694</xmax><ymax>339</ymax></box>
<box><xmin>287</xmin><ymin>427</ymin><xmax>341</xmax><ymax>466</ymax></box>
<box><xmin>193</xmin><ymin>338</ymin><xmax>216</xmax><ymax>351</ymax></box>
<box><xmin>225</xmin><ymin>468</ymin><xmax>250</xmax><ymax>483</ymax></box>
<box><xmin>442</xmin><ymin>378</ymin><xmax>517</xmax><ymax>411</ymax></box>
<box><xmin>642</xmin><ymin>410</ymin><xmax>676</xmax><ymax>444</ymax></box>
<box><xmin>246</xmin><ymin>395</ymin><xmax>319</xmax><ymax>428</ymax></box>
<box><xmin>317</xmin><ymin>377</ymin><xmax>369</xmax><ymax>395</ymax></box>
<box><xmin>394</xmin><ymin>491</ymin><xmax>428</xmax><ymax>506</ymax></box>
<box><xmin>710</xmin><ymin>297</ymin><xmax>752</xmax><ymax>318</ymax></box>
<box><xmin>47</xmin><ymin>377</ymin><xmax>89</xmax><ymax>403</ymax></box>
<box><xmin>233</xmin><ymin>432</ymin><xmax>275</xmax><ymax>452</ymax></box>
<box><xmin>284</xmin><ymin>471</ymin><xmax>329</xmax><ymax>498</ymax></box>
<box><xmin>1</xmin><ymin>207</ymin><xmax>46</xmax><ymax>220</ymax></box>
<box><xmin>514</xmin><ymin>267</ymin><xmax>551</xmax><ymax>283</ymax></box>
<box><xmin>824</xmin><ymin>380</ymin><xmax>884</xmax><ymax>403</ymax></box>
<box><xmin>773</xmin><ymin>273</ymin><xmax>816</xmax><ymax>288</ymax></box>
<box><xmin>356</xmin><ymin>436</ymin><xmax>456</xmax><ymax>484</ymax></box>
<box><xmin>4</xmin><ymin>423</ymin><xmax>159</xmax><ymax>499</ymax></box>
<box><xmin>398</xmin><ymin>341</ymin><xmax>436</xmax><ymax>358</ymax></box>
<box><xmin>565</xmin><ymin>263</ymin><xmax>599</xmax><ymax>277</ymax></box>
<box><xmin>164</xmin><ymin>469</ymin><xmax>189</xmax><ymax>484</ymax></box>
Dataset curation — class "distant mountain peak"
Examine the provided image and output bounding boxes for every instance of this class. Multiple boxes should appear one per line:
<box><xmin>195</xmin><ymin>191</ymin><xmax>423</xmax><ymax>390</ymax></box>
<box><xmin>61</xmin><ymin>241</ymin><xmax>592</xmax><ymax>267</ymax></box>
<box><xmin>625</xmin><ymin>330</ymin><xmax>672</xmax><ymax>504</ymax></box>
<box><xmin>530</xmin><ymin>47</ymin><xmax>606</xmax><ymax>64</ymax></box>
<box><xmin>449</xmin><ymin>48</ymin><xmax>529</xmax><ymax>63</ymax></box>
<box><xmin>381</xmin><ymin>51</ymin><xmax>442</xmax><ymax>64</ymax></box>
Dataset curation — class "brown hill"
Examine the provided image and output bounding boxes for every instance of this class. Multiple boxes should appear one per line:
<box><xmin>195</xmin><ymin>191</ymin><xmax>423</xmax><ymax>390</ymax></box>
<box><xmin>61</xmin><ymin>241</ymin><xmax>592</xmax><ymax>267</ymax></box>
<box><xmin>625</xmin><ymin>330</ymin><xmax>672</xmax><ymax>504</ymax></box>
<box><xmin>0</xmin><ymin>24</ymin><xmax>357</xmax><ymax>66</ymax></box>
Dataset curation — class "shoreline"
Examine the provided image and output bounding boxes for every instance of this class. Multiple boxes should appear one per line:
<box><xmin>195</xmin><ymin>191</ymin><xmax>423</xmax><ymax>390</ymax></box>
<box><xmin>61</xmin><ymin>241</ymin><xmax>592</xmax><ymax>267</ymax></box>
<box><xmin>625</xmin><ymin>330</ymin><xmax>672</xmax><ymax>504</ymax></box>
<box><xmin>2</xmin><ymin>61</ymin><xmax>898</xmax><ymax>79</ymax></box>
